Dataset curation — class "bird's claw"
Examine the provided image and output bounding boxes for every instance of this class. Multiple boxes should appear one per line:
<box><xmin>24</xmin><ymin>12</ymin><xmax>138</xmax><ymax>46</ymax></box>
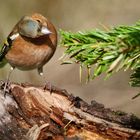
<box><xmin>43</xmin><ymin>81</ymin><xmax>53</xmax><ymax>94</ymax></box>
<box><xmin>0</xmin><ymin>80</ymin><xmax>11</xmax><ymax>97</ymax></box>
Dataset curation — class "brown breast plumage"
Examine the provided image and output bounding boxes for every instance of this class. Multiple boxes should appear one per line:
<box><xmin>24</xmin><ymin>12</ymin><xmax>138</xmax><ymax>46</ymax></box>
<box><xmin>6</xmin><ymin>33</ymin><xmax>56</xmax><ymax>70</ymax></box>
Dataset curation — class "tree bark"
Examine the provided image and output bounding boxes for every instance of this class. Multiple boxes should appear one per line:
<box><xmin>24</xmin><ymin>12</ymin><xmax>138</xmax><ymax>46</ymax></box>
<box><xmin>0</xmin><ymin>81</ymin><xmax>140</xmax><ymax>140</ymax></box>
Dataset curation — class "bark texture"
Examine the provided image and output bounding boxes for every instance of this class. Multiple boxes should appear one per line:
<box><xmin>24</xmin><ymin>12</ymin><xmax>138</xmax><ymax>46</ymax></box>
<box><xmin>0</xmin><ymin>81</ymin><xmax>140</xmax><ymax>140</ymax></box>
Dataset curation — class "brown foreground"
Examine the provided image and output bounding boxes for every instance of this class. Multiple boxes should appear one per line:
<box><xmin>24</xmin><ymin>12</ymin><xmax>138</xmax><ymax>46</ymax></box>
<box><xmin>0</xmin><ymin>81</ymin><xmax>140</xmax><ymax>140</ymax></box>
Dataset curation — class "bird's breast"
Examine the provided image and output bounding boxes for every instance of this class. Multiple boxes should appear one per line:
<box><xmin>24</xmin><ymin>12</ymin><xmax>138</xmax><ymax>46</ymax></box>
<box><xmin>5</xmin><ymin>36</ymin><xmax>55</xmax><ymax>70</ymax></box>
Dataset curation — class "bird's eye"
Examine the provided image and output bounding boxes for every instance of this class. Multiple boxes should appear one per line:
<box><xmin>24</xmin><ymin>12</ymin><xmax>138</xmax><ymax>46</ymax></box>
<box><xmin>37</xmin><ymin>19</ymin><xmax>41</xmax><ymax>23</ymax></box>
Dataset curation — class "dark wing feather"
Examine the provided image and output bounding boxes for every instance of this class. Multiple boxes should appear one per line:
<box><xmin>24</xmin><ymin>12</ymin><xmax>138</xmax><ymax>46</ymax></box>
<box><xmin>0</xmin><ymin>16</ymin><xmax>24</xmax><ymax>61</ymax></box>
<box><xmin>0</xmin><ymin>38</ymin><xmax>12</xmax><ymax>61</ymax></box>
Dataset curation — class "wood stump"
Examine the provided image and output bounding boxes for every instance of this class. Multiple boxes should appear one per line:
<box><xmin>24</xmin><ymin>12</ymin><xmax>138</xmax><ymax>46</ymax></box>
<box><xmin>0</xmin><ymin>81</ymin><xmax>139</xmax><ymax>140</ymax></box>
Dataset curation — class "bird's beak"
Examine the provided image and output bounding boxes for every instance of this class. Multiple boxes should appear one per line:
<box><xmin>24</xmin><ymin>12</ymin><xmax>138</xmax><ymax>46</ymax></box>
<box><xmin>41</xmin><ymin>26</ymin><xmax>52</xmax><ymax>35</ymax></box>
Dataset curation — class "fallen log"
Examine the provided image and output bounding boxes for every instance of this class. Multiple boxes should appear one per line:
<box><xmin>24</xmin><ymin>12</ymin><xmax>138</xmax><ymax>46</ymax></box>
<box><xmin>0</xmin><ymin>81</ymin><xmax>140</xmax><ymax>140</ymax></box>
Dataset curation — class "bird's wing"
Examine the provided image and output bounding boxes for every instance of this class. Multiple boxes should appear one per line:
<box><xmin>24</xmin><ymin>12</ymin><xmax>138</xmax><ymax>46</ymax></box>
<box><xmin>0</xmin><ymin>38</ymin><xmax>12</xmax><ymax>67</ymax></box>
<box><xmin>0</xmin><ymin>16</ymin><xmax>24</xmax><ymax>63</ymax></box>
<box><xmin>0</xmin><ymin>38</ymin><xmax>12</xmax><ymax>61</ymax></box>
<box><xmin>0</xmin><ymin>27</ymin><xmax>20</xmax><ymax>62</ymax></box>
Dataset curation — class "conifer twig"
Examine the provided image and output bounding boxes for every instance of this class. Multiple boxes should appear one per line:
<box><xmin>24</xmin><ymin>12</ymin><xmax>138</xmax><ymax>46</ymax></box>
<box><xmin>60</xmin><ymin>21</ymin><xmax>140</xmax><ymax>88</ymax></box>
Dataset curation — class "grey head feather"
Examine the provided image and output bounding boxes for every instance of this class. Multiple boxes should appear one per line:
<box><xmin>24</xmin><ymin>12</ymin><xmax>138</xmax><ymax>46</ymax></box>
<box><xmin>18</xmin><ymin>17</ymin><xmax>40</xmax><ymax>38</ymax></box>
<box><xmin>18</xmin><ymin>16</ymin><xmax>52</xmax><ymax>38</ymax></box>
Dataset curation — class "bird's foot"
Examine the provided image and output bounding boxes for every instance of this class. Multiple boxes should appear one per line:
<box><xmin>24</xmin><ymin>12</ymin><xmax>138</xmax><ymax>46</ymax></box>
<box><xmin>43</xmin><ymin>81</ymin><xmax>53</xmax><ymax>94</ymax></box>
<box><xmin>0</xmin><ymin>80</ymin><xmax>11</xmax><ymax>97</ymax></box>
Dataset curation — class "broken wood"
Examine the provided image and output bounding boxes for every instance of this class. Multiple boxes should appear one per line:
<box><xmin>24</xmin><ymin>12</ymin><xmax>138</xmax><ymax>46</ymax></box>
<box><xmin>0</xmin><ymin>81</ymin><xmax>140</xmax><ymax>140</ymax></box>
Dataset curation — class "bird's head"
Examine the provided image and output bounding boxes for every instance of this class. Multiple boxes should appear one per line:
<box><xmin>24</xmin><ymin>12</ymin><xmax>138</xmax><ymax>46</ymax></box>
<box><xmin>18</xmin><ymin>13</ymin><xmax>52</xmax><ymax>38</ymax></box>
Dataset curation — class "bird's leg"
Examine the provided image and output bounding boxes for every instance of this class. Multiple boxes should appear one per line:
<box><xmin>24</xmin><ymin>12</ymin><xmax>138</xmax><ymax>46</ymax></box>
<box><xmin>38</xmin><ymin>67</ymin><xmax>52</xmax><ymax>94</ymax></box>
<box><xmin>3</xmin><ymin>66</ymin><xmax>15</xmax><ymax>96</ymax></box>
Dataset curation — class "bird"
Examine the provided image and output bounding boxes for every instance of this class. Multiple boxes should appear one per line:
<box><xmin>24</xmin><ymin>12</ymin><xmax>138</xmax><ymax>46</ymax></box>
<box><xmin>0</xmin><ymin>13</ymin><xmax>57</xmax><ymax>93</ymax></box>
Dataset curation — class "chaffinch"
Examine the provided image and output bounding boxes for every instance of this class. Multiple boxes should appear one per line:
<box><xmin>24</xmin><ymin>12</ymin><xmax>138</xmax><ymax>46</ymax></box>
<box><xmin>0</xmin><ymin>13</ymin><xmax>57</xmax><ymax>93</ymax></box>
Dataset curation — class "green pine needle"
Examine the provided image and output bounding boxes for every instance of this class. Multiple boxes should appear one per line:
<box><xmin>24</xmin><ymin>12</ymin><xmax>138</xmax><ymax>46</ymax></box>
<box><xmin>60</xmin><ymin>21</ymin><xmax>140</xmax><ymax>97</ymax></box>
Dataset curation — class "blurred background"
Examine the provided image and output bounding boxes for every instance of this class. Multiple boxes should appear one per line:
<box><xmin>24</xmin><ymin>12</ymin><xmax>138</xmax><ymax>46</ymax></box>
<box><xmin>0</xmin><ymin>0</ymin><xmax>140</xmax><ymax>116</ymax></box>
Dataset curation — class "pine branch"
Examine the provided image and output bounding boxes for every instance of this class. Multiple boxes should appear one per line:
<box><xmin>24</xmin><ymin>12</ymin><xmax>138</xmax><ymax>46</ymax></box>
<box><xmin>130</xmin><ymin>68</ymin><xmax>140</xmax><ymax>87</ymax></box>
<box><xmin>60</xmin><ymin>21</ymin><xmax>140</xmax><ymax>86</ymax></box>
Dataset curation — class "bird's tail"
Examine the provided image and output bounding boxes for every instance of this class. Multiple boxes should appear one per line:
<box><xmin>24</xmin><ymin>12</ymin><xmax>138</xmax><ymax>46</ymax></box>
<box><xmin>0</xmin><ymin>57</ymin><xmax>7</xmax><ymax>68</ymax></box>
